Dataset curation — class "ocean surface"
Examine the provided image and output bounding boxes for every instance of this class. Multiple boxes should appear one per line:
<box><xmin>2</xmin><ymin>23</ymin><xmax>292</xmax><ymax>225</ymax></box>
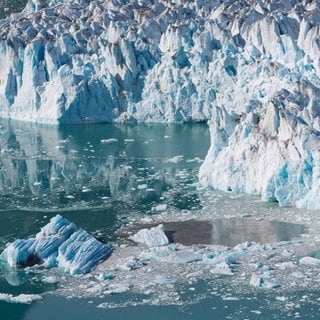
<box><xmin>0</xmin><ymin>119</ymin><xmax>319</xmax><ymax>319</ymax></box>
<box><xmin>1</xmin><ymin>2</ymin><xmax>320</xmax><ymax>319</ymax></box>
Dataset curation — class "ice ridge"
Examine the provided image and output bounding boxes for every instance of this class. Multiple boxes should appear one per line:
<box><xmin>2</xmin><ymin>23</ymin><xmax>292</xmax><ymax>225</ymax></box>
<box><xmin>0</xmin><ymin>215</ymin><xmax>112</xmax><ymax>275</ymax></box>
<box><xmin>0</xmin><ymin>0</ymin><xmax>317</xmax><ymax>125</ymax></box>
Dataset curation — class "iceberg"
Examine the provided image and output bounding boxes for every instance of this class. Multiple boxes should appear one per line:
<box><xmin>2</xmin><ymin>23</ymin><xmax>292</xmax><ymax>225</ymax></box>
<box><xmin>0</xmin><ymin>215</ymin><xmax>112</xmax><ymax>275</ymax></box>
<box><xmin>130</xmin><ymin>224</ymin><xmax>169</xmax><ymax>247</ymax></box>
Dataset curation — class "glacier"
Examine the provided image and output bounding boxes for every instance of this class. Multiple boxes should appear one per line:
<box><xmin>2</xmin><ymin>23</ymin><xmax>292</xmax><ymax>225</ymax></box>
<box><xmin>0</xmin><ymin>0</ymin><xmax>319</xmax><ymax>208</ymax></box>
<box><xmin>0</xmin><ymin>214</ymin><xmax>112</xmax><ymax>275</ymax></box>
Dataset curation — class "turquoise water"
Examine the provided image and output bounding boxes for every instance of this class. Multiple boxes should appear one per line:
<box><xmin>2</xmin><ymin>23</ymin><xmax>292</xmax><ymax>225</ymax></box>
<box><xmin>0</xmin><ymin>1</ymin><xmax>320</xmax><ymax>319</ymax></box>
<box><xmin>0</xmin><ymin>119</ymin><xmax>319</xmax><ymax>319</ymax></box>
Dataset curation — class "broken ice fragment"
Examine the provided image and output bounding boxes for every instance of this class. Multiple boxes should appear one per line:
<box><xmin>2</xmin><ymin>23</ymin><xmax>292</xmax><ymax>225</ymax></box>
<box><xmin>101</xmin><ymin>138</ymin><xmax>118</xmax><ymax>144</ymax></box>
<box><xmin>130</xmin><ymin>224</ymin><xmax>169</xmax><ymax>247</ymax></box>
<box><xmin>0</xmin><ymin>215</ymin><xmax>111</xmax><ymax>275</ymax></box>
<box><xmin>299</xmin><ymin>257</ymin><xmax>320</xmax><ymax>266</ymax></box>
<box><xmin>154</xmin><ymin>274</ymin><xmax>173</xmax><ymax>285</ymax></box>
<box><xmin>250</xmin><ymin>274</ymin><xmax>280</xmax><ymax>289</ymax></box>
<box><xmin>0</xmin><ymin>293</ymin><xmax>42</xmax><ymax>304</ymax></box>
<box><xmin>57</xmin><ymin>229</ymin><xmax>112</xmax><ymax>275</ymax></box>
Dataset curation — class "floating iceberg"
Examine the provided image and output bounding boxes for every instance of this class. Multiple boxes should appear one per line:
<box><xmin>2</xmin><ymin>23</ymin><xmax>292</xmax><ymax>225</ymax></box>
<box><xmin>130</xmin><ymin>224</ymin><xmax>169</xmax><ymax>247</ymax></box>
<box><xmin>0</xmin><ymin>215</ymin><xmax>112</xmax><ymax>275</ymax></box>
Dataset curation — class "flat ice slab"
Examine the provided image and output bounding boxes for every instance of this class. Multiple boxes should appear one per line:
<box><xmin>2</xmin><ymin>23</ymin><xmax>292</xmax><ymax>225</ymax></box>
<box><xmin>0</xmin><ymin>215</ymin><xmax>112</xmax><ymax>275</ymax></box>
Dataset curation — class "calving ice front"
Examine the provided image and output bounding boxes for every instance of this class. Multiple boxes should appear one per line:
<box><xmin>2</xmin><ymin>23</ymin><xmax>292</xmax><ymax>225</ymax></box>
<box><xmin>0</xmin><ymin>0</ymin><xmax>319</xmax><ymax>208</ymax></box>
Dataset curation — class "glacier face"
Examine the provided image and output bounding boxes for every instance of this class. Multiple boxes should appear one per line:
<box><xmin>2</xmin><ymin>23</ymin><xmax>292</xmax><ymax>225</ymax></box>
<box><xmin>0</xmin><ymin>0</ymin><xmax>317</xmax><ymax>124</ymax></box>
<box><xmin>0</xmin><ymin>214</ymin><xmax>112</xmax><ymax>274</ymax></box>
<box><xmin>0</xmin><ymin>0</ymin><xmax>320</xmax><ymax>208</ymax></box>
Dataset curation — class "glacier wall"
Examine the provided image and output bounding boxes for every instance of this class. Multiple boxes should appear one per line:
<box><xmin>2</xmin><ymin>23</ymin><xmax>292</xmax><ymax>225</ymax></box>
<box><xmin>0</xmin><ymin>0</ymin><xmax>320</xmax><ymax>208</ymax></box>
<box><xmin>1</xmin><ymin>0</ymin><xmax>317</xmax><ymax>124</ymax></box>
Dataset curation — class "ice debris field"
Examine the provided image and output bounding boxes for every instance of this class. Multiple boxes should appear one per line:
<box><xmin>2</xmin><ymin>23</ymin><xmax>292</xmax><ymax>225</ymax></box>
<box><xmin>1</xmin><ymin>0</ymin><xmax>320</xmax><ymax>312</ymax></box>
<box><xmin>0</xmin><ymin>0</ymin><xmax>319</xmax><ymax>209</ymax></box>
<box><xmin>1</xmin><ymin>209</ymin><xmax>320</xmax><ymax>309</ymax></box>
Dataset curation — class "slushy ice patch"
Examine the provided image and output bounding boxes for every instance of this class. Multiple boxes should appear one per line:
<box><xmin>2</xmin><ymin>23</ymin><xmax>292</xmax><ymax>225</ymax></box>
<box><xmin>0</xmin><ymin>215</ymin><xmax>112</xmax><ymax>275</ymax></box>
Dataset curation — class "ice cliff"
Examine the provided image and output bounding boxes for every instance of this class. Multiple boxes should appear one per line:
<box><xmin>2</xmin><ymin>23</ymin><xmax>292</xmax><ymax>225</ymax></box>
<box><xmin>0</xmin><ymin>215</ymin><xmax>112</xmax><ymax>274</ymax></box>
<box><xmin>0</xmin><ymin>0</ymin><xmax>320</xmax><ymax>209</ymax></box>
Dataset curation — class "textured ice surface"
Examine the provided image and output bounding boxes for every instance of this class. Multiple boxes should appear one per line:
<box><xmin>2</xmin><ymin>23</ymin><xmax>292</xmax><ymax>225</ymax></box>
<box><xmin>57</xmin><ymin>229</ymin><xmax>112</xmax><ymax>275</ymax></box>
<box><xmin>0</xmin><ymin>0</ymin><xmax>319</xmax><ymax>208</ymax></box>
<box><xmin>0</xmin><ymin>293</ymin><xmax>42</xmax><ymax>304</ymax></box>
<box><xmin>130</xmin><ymin>224</ymin><xmax>169</xmax><ymax>247</ymax></box>
<box><xmin>0</xmin><ymin>0</ymin><xmax>317</xmax><ymax>126</ymax></box>
<box><xmin>0</xmin><ymin>215</ymin><xmax>111</xmax><ymax>274</ymax></box>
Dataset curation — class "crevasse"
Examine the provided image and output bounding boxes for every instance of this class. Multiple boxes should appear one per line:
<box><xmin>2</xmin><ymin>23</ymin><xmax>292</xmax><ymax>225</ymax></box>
<box><xmin>0</xmin><ymin>0</ymin><xmax>319</xmax><ymax>209</ymax></box>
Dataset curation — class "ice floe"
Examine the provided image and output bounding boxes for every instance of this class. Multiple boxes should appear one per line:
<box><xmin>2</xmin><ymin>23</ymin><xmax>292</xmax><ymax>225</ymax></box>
<box><xmin>0</xmin><ymin>293</ymin><xmax>42</xmax><ymax>304</ymax></box>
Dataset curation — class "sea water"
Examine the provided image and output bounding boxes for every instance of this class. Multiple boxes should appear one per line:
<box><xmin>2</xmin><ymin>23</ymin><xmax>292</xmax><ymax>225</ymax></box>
<box><xmin>1</xmin><ymin>2</ymin><xmax>320</xmax><ymax>319</ymax></box>
<box><xmin>0</xmin><ymin>119</ymin><xmax>320</xmax><ymax>319</ymax></box>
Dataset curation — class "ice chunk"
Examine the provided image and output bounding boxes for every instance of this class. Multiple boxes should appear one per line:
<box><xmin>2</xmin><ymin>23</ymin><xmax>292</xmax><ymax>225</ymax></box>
<box><xmin>299</xmin><ymin>257</ymin><xmax>320</xmax><ymax>266</ymax></box>
<box><xmin>101</xmin><ymin>138</ymin><xmax>118</xmax><ymax>144</ymax></box>
<box><xmin>249</xmin><ymin>273</ymin><xmax>280</xmax><ymax>289</ymax></box>
<box><xmin>96</xmin><ymin>273</ymin><xmax>114</xmax><ymax>281</ymax></box>
<box><xmin>0</xmin><ymin>293</ymin><xmax>42</xmax><ymax>304</ymax></box>
<box><xmin>172</xmin><ymin>250</ymin><xmax>202</xmax><ymax>264</ymax></box>
<box><xmin>154</xmin><ymin>274</ymin><xmax>173</xmax><ymax>285</ymax></box>
<box><xmin>210</xmin><ymin>262</ymin><xmax>234</xmax><ymax>275</ymax></box>
<box><xmin>250</xmin><ymin>274</ymin><xmax>264</xmax><ymax>287</ymax></box>
<box><xmin>151</xmin><ymin>204</ymin><xmax>168</xmax><ymax>212</ymax></box>
<box><xmin>130</xmin><ymin>224</ymin><xmax>169</xmax><ymax>247</ymax></box>
<box><xmin>167</xmin><ymin>156</ymin><xmax>184</xmax><ymax>164</ymax></box>
<box><xmin>42</xmin><ymin>275</ymin><xmax>59</xmax><ymax>284</ymax></box>
<box><xmin>0</xmin><ymin>215</ymin><xmax>111</xmax><ymax>274</ymax></box>
<box><xmin>1</xmin><ymin>215</ymin><xmax>77</xmax><ymax>267</ymax></box>
<box><xmin>105</xmin><ymin>283</ymin><xmax>131</xmax><ymax>294</ymax></box>
<box><xmin>57</xmin><ymin>229</ymin><xmax>112</xmax><ymax>275</ymax></box>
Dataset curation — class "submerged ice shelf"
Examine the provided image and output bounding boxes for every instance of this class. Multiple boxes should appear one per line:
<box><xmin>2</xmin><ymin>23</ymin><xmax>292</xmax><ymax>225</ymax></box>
<box><xmin>0</xmin><ymin>0</ymin><xmax>319</xmax><ymax>208</ymax></box>
<box><xmin>0</xmin><ymin>215</ymin><xmax>112</xmax><ymax>275</ymax></box>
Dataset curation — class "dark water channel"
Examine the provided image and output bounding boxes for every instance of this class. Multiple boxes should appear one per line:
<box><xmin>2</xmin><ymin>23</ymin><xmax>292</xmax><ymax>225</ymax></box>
<box><xmin>163</xmin><ymin>219</ymin><xmax>306</xmax><ymax>246</ymax></box>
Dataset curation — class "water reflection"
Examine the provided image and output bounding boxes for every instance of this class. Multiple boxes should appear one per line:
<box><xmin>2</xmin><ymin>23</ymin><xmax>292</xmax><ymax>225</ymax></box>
<box><xmin>0</xmin><ymin>119</ymin><xmax>209</xmax><ymax>210</ymax></box>
<box><xmin>163</xmin><ymin>219</ymin><xmax>306</xmax><ymax>246</ymax></box>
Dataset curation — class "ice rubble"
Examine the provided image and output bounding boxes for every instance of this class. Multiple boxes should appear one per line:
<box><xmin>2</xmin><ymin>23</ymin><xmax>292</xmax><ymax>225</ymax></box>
<box><xmin>0</xmin><ymin>215</ymin><xmax>112</xmax><ymax>275</ymax></box>
<box><xmin>0</xmin><ymin>293</ymin><xmax>42</xmax><ymax>304</ymax></box>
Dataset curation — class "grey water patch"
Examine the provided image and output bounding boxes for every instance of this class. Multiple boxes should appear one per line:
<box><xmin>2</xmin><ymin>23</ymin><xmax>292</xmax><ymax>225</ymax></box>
<box><xmin>0</xmin><ymin>0</ymin><xmax>27</xmax><ymax>18</ymax></box>
<box><xmin>127</xmin><ymin>219</ymin><xmax>307</xmax><ymax>247</ymax></box>
<box><xmin>208</xmin><ymin>219</ymin><xmax>306</xmax><ymax>247</ymax></box>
